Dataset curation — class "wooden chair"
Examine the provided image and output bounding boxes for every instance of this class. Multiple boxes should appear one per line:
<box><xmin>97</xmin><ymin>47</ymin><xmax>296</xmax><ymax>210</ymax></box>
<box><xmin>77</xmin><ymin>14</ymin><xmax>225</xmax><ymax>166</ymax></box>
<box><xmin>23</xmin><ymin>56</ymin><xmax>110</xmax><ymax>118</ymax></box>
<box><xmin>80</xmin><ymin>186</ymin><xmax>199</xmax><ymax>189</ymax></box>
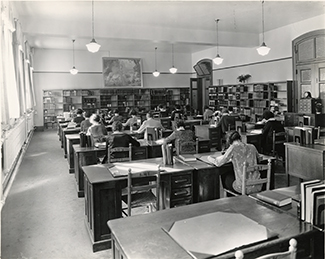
<box><xmin>272</xmin><ymin>130</ymin><xmax>287</xmax><ymax>166</ymax></box>
<box><xmin>235</xmin><ymin>238</ymin><xmax>297</xmax><ymax>259</ymax></box>
<box><xmin>145</xmin><ymin>127</ymin><xmax>161</xmax><ymax>141</ymax></box>
<box><xmin>107</xmin><ymin>143</ymin><xmax>132</xmax><ymax>163</ymax></box>
<box><xmin>123</xmin><ymin>166</ymin><xmax>161</xmax><ymax>216</ymax></box>
<box><xmin>223</xmin><ymin>159</ymin><xmax>272</xmax><ymax>197</ymax></box>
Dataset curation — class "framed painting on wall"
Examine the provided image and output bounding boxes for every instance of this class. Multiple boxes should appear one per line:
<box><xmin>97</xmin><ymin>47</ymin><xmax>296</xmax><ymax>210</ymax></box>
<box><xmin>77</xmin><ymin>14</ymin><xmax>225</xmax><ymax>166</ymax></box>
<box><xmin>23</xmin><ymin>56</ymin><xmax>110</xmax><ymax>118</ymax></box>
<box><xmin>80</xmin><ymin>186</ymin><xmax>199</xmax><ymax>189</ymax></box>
<box><xmin>102</xmin><ymin>57</ymin><xmax>143</xmax><ymax>87</ymax></box>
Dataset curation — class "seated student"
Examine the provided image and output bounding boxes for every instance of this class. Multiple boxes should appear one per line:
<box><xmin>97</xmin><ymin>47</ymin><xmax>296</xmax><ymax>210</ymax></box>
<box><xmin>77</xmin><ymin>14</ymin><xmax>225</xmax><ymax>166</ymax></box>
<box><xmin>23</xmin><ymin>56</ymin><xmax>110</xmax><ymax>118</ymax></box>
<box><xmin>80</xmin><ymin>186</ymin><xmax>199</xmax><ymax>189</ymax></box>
<box><xmin>171</xmin><ymin>104</ymin><xmax>185</xmax><ymax>121</ymax></box>
<box><xmin>158</xmin><ymin>104</ymin><xmax>168</xmax><ymax>117</ymax></box>
<box><xmin>135</xmin><ymin>111</ymin><xmax>165</xmax><ymax>139</ymax></box>
<box><xmin>80</xmin><ymin>111</ymin><xmax>92</xmax><ymax>133</ymax></box>
<box><xmin>207</xmin><ymin>131</ymin><xmax>263</xmax><ymax>195</ymax></box>
<box><xmin>216</xmin><ymin>108</ymin><xmax>237</xmax><ymax>134</ymax></box>
<box><xmin>203</xmin><ymin>105</ymin><xmax>214</xmax><ymax>121</ymax></box>
<box><xmin>123</xmin><ymin>109</ymin><xmax>139</xmax><ymax>130</ymax></box>
<box><xmin>260</xmin><ymin>110</ymin><xmax>285</xmax><ymax>156</ymax></box>
<box><xmin>107</xmin><ymin>121</ymin><xmax>140</xmax><ymax>148</ymax></box>
<box><xmin>108</xmin><ymin>109</ymin><xmax>124</xmax><ymax>124</ymax></box>
<box><xmin>157</xmin><ymin>120</ymin><xmax>196</xmax><ymax>154</ymax></box>
<box><xmin>72</xmin><ymin>108</ymin><xmax>85</xmax><ymax>126</ymax></box>
<box><xmin>87</xmin><ymin>114</ymin><xmax>108</xmax><ymax>145</ymax></box>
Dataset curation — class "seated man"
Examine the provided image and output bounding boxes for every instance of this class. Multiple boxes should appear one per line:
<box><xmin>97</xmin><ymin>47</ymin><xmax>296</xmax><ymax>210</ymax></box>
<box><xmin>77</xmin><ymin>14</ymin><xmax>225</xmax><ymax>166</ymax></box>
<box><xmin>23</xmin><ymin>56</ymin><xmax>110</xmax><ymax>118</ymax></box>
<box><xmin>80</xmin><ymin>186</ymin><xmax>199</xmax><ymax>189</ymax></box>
<box><xmin>260</xmin><ymin>110</ymin><xmax>285</xmax><ymax>156</ymax></box>
<box><xmin>80</xmin><ymin>110</ymin><xmax>92</xmax><ymax>133</ymax></box>
<box><xmin>104</xmin><ymin>121</ymin><xmax>140</xmax><ymax>163</ymax></box>
<box><xmin>108</xmin><ymin>109</ymin><xmax>124</xmax><ymax>125</ymax></box>
<box><xmin>158</xmin><ymin>120</ymin><xmax>196</xmax><ymax>155</ymax></box>
<box><xmin>171</xmin><ymin>104</ymin><xmax>185</xmax><ymax>121</ymax></box>
<box><xmin>135</xmin><ymin>111</ymin><xmax>165</xmax><ymax>139</ymax></box>
<box><xmin>72</xmin><ymin>108</ymin><xmax>85</xmax><ymax>126</ymax></box>
<box><xmin>123</xmin><ymin>109</ymin><xmax>139</xmax><ymax>130</ymax></box>
<box><xmin>203</xmin><ymin>105</ymin><xmax>214</xmax><ymax>121</ymax></box>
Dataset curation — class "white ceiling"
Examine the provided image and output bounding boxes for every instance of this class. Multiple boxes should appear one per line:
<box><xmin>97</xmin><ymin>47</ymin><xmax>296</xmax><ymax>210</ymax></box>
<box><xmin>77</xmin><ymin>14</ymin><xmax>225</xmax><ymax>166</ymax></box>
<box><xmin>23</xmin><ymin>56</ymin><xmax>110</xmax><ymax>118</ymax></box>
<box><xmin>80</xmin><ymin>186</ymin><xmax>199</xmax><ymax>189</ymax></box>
<box><xmin>12</xmin><ymin>0</ymin><xmax>325</xmax><ymax>54</ymax></box>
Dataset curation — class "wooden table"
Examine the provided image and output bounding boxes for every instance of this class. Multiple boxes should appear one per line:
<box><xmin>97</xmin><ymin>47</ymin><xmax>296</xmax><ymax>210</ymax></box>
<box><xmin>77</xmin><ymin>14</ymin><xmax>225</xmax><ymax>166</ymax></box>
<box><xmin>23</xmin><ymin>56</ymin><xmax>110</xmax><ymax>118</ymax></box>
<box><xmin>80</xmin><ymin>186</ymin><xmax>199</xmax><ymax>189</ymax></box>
<box><xmin>62</xmin><ymin>127</ymin><xmax>80</xmax><ymax>158</ymax></box>
<box><xmin>108</xmin><ymin>195</ymin><xmax>324</xmax><ymax>259</ymax></box>
<box><xmin>66</xmin><ymin>134</ymin><xmax>80</xmax><ymax>173</ymax></box>
<box><xmin>284</xmin><ymin>142</ymin><xmax>325</xmax><ymax>185</ymax></box>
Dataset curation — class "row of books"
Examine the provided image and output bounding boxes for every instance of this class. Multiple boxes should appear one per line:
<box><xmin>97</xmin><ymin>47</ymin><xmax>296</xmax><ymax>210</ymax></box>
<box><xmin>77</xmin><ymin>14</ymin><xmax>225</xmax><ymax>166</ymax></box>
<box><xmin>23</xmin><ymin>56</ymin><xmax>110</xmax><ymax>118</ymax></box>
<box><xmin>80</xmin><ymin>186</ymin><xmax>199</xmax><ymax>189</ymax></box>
<box><xmin>293</xmin><ymin>126</ymin><xmax>317</xmax><ymax>145</ymax></box>
<box><xmin>300</xmin><ymin>180</ymin><xmax>325</xmax><ymax>228</ymax></box>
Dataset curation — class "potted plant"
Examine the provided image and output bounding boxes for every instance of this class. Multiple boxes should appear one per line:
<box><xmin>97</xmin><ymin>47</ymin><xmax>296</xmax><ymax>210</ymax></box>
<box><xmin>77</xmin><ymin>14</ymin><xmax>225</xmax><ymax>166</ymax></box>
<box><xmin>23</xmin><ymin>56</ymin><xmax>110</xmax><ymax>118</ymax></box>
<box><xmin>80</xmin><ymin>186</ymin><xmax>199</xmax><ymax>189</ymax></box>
<box><xmin>237</xmin><ymin>74</ymin><xmax>251</xmax><ymax>83</ymax></box>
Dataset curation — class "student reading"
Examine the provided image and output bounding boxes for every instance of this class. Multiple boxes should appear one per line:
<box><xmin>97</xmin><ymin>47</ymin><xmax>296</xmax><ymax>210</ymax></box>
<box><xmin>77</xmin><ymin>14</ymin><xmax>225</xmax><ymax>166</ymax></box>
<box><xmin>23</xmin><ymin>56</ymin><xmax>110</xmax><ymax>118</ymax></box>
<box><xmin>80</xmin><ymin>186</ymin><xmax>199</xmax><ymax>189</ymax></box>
<box><xmin>207</xmin><ymin>131</ymin><xmax>263</xmax><ymax>195</ymax></box>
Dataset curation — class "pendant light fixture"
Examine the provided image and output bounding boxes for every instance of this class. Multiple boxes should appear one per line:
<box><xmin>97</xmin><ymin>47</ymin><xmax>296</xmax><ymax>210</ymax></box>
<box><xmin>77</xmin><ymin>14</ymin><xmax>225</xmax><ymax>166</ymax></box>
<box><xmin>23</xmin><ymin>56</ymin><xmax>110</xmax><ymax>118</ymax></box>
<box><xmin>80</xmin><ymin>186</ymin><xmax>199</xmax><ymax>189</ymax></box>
<box><xmin>153</xmin><ymin>47</ymin><xmax>160</xmax><ymax>77</ymax></box>
<box><xmin>169</xmin><ymin>44</ymin><xmax>177</xmax><ymax>74</ymax></box>
<box><xmin>70</xmin><ymin>39</ymin><xmax>78</xmax><ymax>75</ymax></box>
<box><xmin>86</xmin><ymin>0</ymin><xmax>101</xmax><ymax>53</ymax></box>
<box><xmin>256</xmin><ymin>0</ymin><xmax>270</xmax><ymax>56</ymax></box>
<box><xmin>213</xmin><ymin>19</ymin><xmax>223</xmax><ymax>65</ymax></box>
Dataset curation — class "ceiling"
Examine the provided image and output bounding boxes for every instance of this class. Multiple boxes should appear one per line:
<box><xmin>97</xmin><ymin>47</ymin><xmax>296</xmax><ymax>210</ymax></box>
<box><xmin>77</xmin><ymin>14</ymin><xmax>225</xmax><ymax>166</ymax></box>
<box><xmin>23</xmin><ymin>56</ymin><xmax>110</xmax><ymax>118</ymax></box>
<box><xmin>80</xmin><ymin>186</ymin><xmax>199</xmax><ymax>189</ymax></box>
<box><xmin>12</xmin><ymin>0</ymin><xmax>325</xmax><ymax>54</ymax></box>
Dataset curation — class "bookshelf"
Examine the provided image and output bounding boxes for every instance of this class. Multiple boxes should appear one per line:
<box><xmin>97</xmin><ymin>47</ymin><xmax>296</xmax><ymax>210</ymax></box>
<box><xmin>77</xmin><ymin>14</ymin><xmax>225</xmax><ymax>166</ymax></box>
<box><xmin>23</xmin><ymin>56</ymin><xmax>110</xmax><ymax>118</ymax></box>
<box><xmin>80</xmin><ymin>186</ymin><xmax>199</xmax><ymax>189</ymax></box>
<box><xmin>208</xmin><ymin>81</ymin><xmax>292</xmax><ymax>120</ymax></box>
<box><xmin>43</xmin><ymin>87</ymin><xmax>189</xmax><ymax>128</ymax></box>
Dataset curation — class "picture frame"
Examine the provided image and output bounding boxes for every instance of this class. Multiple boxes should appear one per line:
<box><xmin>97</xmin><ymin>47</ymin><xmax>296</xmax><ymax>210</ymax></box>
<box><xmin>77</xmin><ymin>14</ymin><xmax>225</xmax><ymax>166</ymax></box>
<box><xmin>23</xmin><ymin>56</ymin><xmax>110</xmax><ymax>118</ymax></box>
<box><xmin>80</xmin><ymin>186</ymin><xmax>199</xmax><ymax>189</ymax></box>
<box><xmin>102</xmin><ymin>57</ymin><xmax>143</xmax><ymax>87</ymax></box>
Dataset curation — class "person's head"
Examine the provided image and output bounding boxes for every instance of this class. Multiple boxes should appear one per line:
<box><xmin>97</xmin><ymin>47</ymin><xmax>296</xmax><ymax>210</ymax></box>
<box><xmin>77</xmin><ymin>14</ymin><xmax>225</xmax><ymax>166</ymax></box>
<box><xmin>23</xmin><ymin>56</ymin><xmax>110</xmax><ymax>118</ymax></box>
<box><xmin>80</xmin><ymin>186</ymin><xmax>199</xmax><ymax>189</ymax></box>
<box><xmin>90</xmin><ymin>114</ymin><xmax>101</xmax><ymax>124</ymax></box>
<box><xmin>113</xmin><ymin>109</ymin><xmax>119</xmax><ymax>115</ymax></box>
<box><xmin>158</xmin><ymin>104</ymin><xmax>163</xmax><ymax>109</ymax></box>
<box><xmin>263</xmin><ymin>110</ymin><xmax>275</xmax><ymax>120</ymax></box>
<box><xmin>112</xmin><ymin>121</ymin><xmax>123</xmax><ymax>132</ymax></box>
<box><xmin>76</xmin><ymin>108</ymin><xmax>84</xmax><ymax>115</ymax></box>
<box><xmin>176</xmin><ymin>120</ymin><xmax>185</xmax><ymax>129</ymax></box>
<box><xmin>227</xmin><ymin>131</ymin><xmax>242</xmax><ymax>145</ymax></box>
<box><xmin>228</xmin><ymin>106</ymin><xmax>233</xmax><ymax>113</ymax></box>
<box><xmin>84</xmin><ymin>111</ymin><xmax>92</xmax><ymax>118</ymax></box>
<box><xmin>175</xmin><ymin>104</ymin><xmax>181</xmax><ymax>110</ymax></box>
<box><xmin>129</xmin><ymin>109</ymin><xmax>137</xmax><ymax>116</ymax></box>
<box><xmin>204</xmin><ymin>105</ymin><xmax>210</xmax><ymax>110</ymax></box>
<box><xmin>147</xmin><ymin>111</ymin><xmax>154</xmax><ymax>119</ymax></box>
<box><xmin>304</xmin><ymin>91</ymin><xmax>312</xmax><ymax>98</ymax></box>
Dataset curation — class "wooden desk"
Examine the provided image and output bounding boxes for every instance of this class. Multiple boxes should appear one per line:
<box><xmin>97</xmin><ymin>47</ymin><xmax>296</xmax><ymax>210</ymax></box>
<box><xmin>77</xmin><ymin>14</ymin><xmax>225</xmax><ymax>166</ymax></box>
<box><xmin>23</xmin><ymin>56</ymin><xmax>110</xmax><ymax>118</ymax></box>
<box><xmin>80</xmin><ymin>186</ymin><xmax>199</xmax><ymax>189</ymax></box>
<box><xmin>66</xmin><ymin>134</ymin><xmax>80</xmax><ymax>174</ymax></box>
<box><xmin>241</xmin><ymin>131</ymin><xmax>262</xmax><ymax>153</ymax></box>
<box><xmin>284</xmin><ymin>142</ymin><xmax>325</xmax><ymax>185</ymax></box>
<box><xmin>73</xmin><ymin>145</ymin><xmax>106</xmax><ymax>197</ymax></box>
<box><xmin>82</xmin><ymin>158</ymin><xmax>193</xmax><ymax>252</ymax></box>
<box><xmin>108</xmin><ymin>195</ymin><xmax>324</xmax><ymax>259</ymax></box>
<box><xmin>195</xmin><ymin>125</ymin><xmax>221</xmax><ymax>150</ymax></box>
<box><xmin>58</xmin><ymin>122</ymin><xmax>68</xmax><ymax>145</ymax></box>
<box><xmin>62</xmin><ymin>127</ymin><xmax>80</xmax><ymax>158</ymax></box>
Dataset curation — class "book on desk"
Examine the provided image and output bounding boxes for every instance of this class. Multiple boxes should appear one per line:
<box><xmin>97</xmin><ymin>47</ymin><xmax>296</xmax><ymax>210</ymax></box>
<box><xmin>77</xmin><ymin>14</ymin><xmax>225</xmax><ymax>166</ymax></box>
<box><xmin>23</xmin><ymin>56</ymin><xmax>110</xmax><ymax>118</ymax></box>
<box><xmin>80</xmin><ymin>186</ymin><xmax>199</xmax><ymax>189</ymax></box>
<box><xmin>178</xmin><ymin>154</ymin><xmax>197</xmax><ymax>162</ymax></box>
<box><xmin>256</xmin><ymin>190</ymin><xmax>292</xmax><ymax>207</ymax></box>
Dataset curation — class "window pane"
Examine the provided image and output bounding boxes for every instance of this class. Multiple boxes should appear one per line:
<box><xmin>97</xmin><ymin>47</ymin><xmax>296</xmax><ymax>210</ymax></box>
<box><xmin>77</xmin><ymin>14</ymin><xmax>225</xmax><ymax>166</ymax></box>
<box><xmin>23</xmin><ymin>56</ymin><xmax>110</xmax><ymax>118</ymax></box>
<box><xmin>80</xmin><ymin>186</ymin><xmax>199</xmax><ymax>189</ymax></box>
<box><xmin>301</xmin><ymin>84</ymin><xmax>312</xmax><ymax>98</ymax></box>
<box><xmin>300</xmin><ymin>69</ymin><xmax>311</xmax><ymax>82</ymax></box>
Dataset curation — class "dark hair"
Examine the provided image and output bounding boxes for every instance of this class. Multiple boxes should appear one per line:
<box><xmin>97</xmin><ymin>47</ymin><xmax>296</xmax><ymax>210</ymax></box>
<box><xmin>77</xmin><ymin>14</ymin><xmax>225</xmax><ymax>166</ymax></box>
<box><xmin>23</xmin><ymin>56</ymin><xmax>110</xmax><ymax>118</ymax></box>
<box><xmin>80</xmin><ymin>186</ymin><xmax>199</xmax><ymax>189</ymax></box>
<box><xmin>228</xmin><ymin>131</ymin><xmax>242</xmax><ymax>145</ymax></box>
<box><xmin>176</xmin><ymin>120</ymin><xmax>185</xmax><ymax>128</ymax></box>
<box><xmin>304</xmin><ymin>91</ymin><xmax>312</xmax><ymax>98</ymax></box>
<box><xmin>129</xmin><ymin>109</ymin><xmax>137</xmax><ymax>116</ymax></box>
<box><xmin>175</xmin><ymin>104</ymin><xmax>181</xmax><ymax>110</ymax></box>
<box><xmin>147</xmin><ymin>111</ymin><xmax>154</xmax><ymax>118</ymax></box>
<box><xmin>84</xmin><ymin>111</ymin><xmax>92</xmax><ymax>118</ymax></box>
<box><xmin>263</xmin><ymin>110</ymin><xmax>274</xmax><ymax>120</ymax></box>
<box><xmin>91</xmin><ymin>114</ymin><xmax>101</xmax><ymax>123</ymax></box>
<box><xmin>158</xmin><ymin>104</ymin><xmax>163</xmax><ymax>109</ymax></box>
<box><xmin>204</xmin><ymin>105</ymin><xmax>210</xmax><ymax>110</ymax></box>
<box><xmin>112</xmin><ymin>121</ymin><xmax>123</xmax><ymax>131</ymax></box>
<box><xmin>228</xmin><ymin>106</ymin><xmax>233</xmax><ymax>112</ymax></box>
<box><xmin>113</xmin><ymin>109</ymin><xmax>119</xmax><ymax>114</ymax></box>
<box><xmin>76</xmin><ymin>108</ymin><xmax>84</xmax><ymax>115</ymax></box>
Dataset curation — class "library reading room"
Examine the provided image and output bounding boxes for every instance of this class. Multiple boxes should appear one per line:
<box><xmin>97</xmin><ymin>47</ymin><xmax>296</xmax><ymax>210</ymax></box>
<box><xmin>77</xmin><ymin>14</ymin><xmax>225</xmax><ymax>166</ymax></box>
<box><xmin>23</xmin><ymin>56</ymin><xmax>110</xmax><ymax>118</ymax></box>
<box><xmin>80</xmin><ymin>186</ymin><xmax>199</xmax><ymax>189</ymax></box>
<box><xmin>1</xmin><ymin>1</ymin><xmax>325</xmax><ymax>259</ymax></box>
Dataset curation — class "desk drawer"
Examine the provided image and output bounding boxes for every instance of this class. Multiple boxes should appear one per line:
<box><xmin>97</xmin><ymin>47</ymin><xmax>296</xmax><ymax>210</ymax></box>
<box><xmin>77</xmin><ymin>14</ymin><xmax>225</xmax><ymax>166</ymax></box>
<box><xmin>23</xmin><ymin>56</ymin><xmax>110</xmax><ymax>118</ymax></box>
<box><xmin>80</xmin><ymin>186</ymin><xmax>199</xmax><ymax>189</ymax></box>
<box><xmin>171</xmin><ymin>173</ymin><xmax>192</xmax><ymax>188</ymax></box>
<box><xmin>170</xmin><ymin>197</ymin><xmax>192</xmax><ymax>208</ymax></box>
<box><xmin>171</xmin><ymin>186</ymin><xmax>192</xmax><ymax>200</ymax></box>
<box><xmin>132</xmin><ymin>147</ymin><xmax>147</xmax><ymax>160</ymax></box>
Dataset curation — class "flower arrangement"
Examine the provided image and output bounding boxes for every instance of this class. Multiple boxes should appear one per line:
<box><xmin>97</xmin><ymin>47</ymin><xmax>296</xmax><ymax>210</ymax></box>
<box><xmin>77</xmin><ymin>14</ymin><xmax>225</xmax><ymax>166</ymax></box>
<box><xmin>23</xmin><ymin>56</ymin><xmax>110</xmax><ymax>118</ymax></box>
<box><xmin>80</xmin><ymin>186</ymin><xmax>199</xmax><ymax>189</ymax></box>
<box><xmin>237</xmin><ymin>74</ymin><xmax>251</xmax><ymax>83</ymax></box>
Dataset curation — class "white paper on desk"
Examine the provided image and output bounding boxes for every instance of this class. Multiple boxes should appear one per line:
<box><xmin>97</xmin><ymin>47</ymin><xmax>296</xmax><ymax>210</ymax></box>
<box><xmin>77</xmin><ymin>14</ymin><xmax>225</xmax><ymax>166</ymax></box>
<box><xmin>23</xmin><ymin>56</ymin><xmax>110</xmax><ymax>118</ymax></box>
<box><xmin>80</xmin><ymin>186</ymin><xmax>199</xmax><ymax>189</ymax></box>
<box><xmin>250</xmin><ymin>129</ymin><xmax>263</xmax><ymax>134</ymax></box>
<box><xmin>108</xmin><ymin>162</ymin><xmax>159</xmax><ymax>177</ymax></box>
<box><xmin>193</xmin><ymin>154</ymin><xmax>215</xmax><ymax>166</ymax></box>
<box><xmin>165</xmin><ymin>212</ymin><xmax>277</xmax><ymax>259</ymax></box>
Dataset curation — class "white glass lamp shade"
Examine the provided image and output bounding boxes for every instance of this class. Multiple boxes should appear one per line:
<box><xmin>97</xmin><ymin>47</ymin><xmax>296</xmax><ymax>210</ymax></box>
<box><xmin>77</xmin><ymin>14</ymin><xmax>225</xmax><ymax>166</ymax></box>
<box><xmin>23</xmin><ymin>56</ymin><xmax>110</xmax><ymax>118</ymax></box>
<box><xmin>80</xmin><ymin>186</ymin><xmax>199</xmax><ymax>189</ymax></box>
<box><xmin>169</xmin><ymin>66</ymin><xmax>177</xmax><ymax>74</ymax></box>
<box><xmin>70</xmin><ymin>67</ymin><xmax>78</xmax><ymax>75</ymax></box>
<box><xmin>86</xmin><ymin>39</ymin><xmax>101</xmax><ymax>53</ymax></box>
<box><xmin>256</xmin><ymin>42</ymin><xmax>270</xmax><ymax>56</ymax></box>
<box><xmin>213</xmin><ymin>54</ymin><xmax>223</xmax><ymax>65</ymax></box>
<box><xmin>153</xmin><ymin>70</ymin><xmax>160</xmax><ymax>77</ymax></box>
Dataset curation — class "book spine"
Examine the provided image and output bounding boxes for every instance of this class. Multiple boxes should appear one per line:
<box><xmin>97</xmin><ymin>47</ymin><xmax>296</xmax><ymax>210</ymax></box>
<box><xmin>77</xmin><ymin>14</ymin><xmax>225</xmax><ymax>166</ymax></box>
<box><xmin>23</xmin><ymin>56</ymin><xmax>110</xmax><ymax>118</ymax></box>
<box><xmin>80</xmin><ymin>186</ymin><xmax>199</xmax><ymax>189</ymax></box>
<box><xmin>256</xmin><ymin>194</ymin><xmax>280</xmax><ymax>206</ymax></box>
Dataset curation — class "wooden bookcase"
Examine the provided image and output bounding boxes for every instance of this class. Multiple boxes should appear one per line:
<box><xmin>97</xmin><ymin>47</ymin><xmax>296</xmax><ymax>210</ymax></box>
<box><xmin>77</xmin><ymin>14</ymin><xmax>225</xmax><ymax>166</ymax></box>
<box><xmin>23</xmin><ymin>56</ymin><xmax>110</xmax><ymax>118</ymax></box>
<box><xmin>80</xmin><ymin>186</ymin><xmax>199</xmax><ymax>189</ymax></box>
<box><xmin>208</xmin><ymin>81</ymin><xmax>292</xmax><ymax>120</ymax></box>
<box><xmin>43</xmin><ymin>87</ymin><xmax>190</xmax><ymax>128</ymax></box>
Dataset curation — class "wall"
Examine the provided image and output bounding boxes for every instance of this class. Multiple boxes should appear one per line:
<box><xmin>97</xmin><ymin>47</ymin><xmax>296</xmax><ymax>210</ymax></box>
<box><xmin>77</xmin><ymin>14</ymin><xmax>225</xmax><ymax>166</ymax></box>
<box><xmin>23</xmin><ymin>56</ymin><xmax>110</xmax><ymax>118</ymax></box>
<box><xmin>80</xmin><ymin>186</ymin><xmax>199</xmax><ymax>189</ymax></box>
<box><xmin>33</xmin><ymin>49</ymin><xmax>193</xmax><ymax>126</ymax></box>
<box><xmin>192</xmin><ymin>14</ymin><xmax>325</xmax><ymax>85</ymax></box>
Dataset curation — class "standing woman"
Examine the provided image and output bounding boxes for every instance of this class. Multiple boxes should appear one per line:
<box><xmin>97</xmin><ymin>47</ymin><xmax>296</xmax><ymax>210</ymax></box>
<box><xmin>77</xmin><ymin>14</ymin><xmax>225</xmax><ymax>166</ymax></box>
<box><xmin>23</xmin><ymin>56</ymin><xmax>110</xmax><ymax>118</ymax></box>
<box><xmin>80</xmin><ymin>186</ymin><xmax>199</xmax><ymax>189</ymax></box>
<box><xmin>87</xmin><ymin>114</ymin><xmax>108</xmax><ymax>145</ymax></box>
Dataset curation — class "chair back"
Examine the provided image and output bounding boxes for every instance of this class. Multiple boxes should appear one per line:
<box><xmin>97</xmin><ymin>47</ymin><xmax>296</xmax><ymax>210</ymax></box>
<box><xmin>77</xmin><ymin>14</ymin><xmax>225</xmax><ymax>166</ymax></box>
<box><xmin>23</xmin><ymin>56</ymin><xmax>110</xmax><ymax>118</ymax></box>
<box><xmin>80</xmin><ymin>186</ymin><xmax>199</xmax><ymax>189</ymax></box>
<box><xmin>235</xmin><ymin>120</ymin><xmax>244</xmax><ymax>132</ymax></box>
<box><xmin>175</xmin><ymin>138</ymin><xmax>199</xmax><ymax>155</ymax></box>
<box><xmin>146</xmin><ymin>127</ymin><xmax>161</xmax><ymax>141</ymax></box>
<box><xmin>235</xmin><ymin>238</ymin><xmax>297</xmax><ymax>259</ymax></box>
<box><xmin>241</xmin><ymin>159</ymin><xmax>272</xmax><ymax>195</ymax></box>
<box><xmin>127</xmin><ymin>166</ymin><xmax>161</xmax><ymax>216</ymax></box>
<box><xmin>107</xmin><ymin>143</ymin><xmax>132</xmax><ymax>163</ymax></box>
<box><xmin>272</xmin><ymin>130</ymin><xmax>287</xmax><ymax>157</ymax></box>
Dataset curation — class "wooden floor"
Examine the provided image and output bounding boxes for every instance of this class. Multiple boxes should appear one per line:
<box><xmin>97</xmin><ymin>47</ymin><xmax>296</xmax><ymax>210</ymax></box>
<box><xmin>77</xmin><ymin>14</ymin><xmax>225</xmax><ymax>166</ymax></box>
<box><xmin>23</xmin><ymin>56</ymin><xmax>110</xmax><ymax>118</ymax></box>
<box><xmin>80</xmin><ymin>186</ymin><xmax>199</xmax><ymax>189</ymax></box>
<box><xmin>1</xmin><ymin>129</ymin><xmax>296</xmax><ymax>259</ymax></box>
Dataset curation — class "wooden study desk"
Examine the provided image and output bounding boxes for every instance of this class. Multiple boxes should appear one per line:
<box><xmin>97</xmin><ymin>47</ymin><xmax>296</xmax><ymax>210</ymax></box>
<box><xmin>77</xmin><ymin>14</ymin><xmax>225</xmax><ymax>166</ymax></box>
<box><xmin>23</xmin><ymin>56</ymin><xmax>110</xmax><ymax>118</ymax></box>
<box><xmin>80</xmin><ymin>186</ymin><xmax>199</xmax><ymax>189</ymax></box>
<box><xmin>108</xmin><ymin>195</ymin><xmax>324</xmax><ymax>259</ymax></box>
<box><xmin>284</xmin><ymin>142</ymin><xmax>325</xmax><ymax>185</ymax></box>
<box><xmin>66</xmin><ymin>134</ymin><xmax>80</xmax><ymax>174</ymax></box>
<box><xmin>62</xmin><ymin>127</ymin><xmax>80</xmax><ymax>158</ymax></box>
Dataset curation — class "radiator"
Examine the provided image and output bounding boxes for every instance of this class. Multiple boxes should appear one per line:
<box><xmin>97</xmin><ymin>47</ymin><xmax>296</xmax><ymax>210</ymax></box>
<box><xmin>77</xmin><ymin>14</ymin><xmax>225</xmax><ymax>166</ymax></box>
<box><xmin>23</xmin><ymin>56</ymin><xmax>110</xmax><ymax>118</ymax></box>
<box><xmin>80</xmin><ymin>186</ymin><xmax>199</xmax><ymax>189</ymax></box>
<box><xmin>2</xmin><ymin>118</ymin><xmax>27</xmax><ymax>179</ymax></box>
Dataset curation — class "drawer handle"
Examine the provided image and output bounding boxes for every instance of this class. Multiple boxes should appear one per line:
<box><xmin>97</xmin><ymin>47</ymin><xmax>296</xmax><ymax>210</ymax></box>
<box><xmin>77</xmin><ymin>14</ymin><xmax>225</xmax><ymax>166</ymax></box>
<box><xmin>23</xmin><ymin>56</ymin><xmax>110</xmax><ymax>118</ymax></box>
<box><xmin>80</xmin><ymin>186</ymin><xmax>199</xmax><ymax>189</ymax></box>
<box><xmin>174</xmin><ymin>179</ymin><xmax>188</xmax><ymax>184</ymax></box>
<box><xmin>174</xmin><ymin>190</ymin><xmax>188</xmax><ymax>196</ymax></box>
